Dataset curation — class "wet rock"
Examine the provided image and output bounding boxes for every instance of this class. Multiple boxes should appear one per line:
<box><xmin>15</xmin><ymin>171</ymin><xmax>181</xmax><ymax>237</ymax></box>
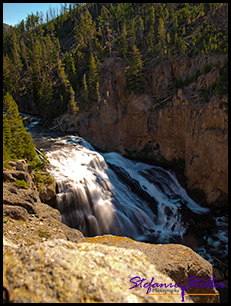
<box><xmin>3</xmin><ymin>239</ymin><xmax>191</xmax><ymax>303</ymax></box>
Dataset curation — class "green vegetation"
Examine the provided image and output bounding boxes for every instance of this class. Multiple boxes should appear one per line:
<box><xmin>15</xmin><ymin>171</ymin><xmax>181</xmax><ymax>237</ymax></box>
<box><xmin>35</xmin><ymin>172</ymin><xmax>54</xmax><ymax>191</ymax></box>
<box><xmin>13</xmin><ymin>180</ymin><xmax>29</xmax><ymax>189</ymax></box>
<box><xmin>3</xmin><ymin>92</ymin><xmax>50</xmax><ymax>174</ymax></box>
<box><xmin>3</xmin><ymin>92</ymin><xmax>36</xmax><ymax>163</ymax></box>
<box><xmin>125</xmin><ymin>45</ymin><xmax>145</xmax><ymax>94</ymax></box>
<box><xmin>3</xmin><ymin>3</ymin><xmax>228</xmax><ymax>119</ymax></box>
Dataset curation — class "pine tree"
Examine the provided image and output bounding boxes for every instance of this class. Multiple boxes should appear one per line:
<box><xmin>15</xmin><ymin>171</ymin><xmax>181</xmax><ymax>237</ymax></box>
<box><xmin>69</xmin><ymin>85</ymin><xmax>79</xmax><ymax>127</ymax></box>
<box><xmin>215</xmin><ymin>75</ymin><xmax>223</xmax><ymax>99</ymax></box>
<box><xmin>82</xmin><ymin>73</ymin><xmax>89</xmax><ymax>103</ymax></box>
<box><xmin>37</xmin><ymin>73</ymin><xmax>53</xmax><ymax>117</ymax></box>
<box><xmin>11</xmin><ymin>32</ymin><xmax>23</xmax><ymax>90</ymax></box>
<box><xmin>125</xmin><ymin>45</ymin><xmax>145</xmax><ymax>94</ymax></box>
<box><xmin>63</xmin><ymin>52</ymin><xmax>77</xmax><ymax>90</ymax></box>
<box><xmin>30</xmin><ymin>60</ymin><xmax>41</xmax><ymax>106</ymax></box>
<box><xmin>158</xmin><ymin>17</ymin><xmax>166</xmax><ymax>44</ymax></box>
<box><xmin>75</xmin><ymin>9</ymin><xmax>95</xmax><ymax>52</ymax></box>
<box><xmin>121</xmin><ymin>23</ymin><xmax>128</xmax><ymax>59</ymax></box>
<box><xmin>173</xmin><ymin>14</ymin><xmax>178</xmax><ymax>36</ymax></box>
<box><xmin>157</xmin><ymin>17</ymin><xmax>166</xmax><ymax>59</ymax></box>
<box><xmin>20</xmin><ymin>38</ymin><xmax>29</xmax><ymax>69</ymax></box>
<box><xmin>96</xmin><ymin>81</ymin><xmax>101</xmax><ymax>105</ymax></box>
<box><xmin>3</xmin><ymin>55</ymin><xmax>14</xmax><ymax>94</ymax></box>
<box><xmin>3</xmin><ymin>115</ymin><xmax>12</xmax><ymax>161</ymax></box>
<box><xmin>137</xmin><ymin>16</ymin><xmax>144</xmax><ymax>46</ymax></box>
<box><xmin>146</xmin><ymin>5</ymin><xmax>155</xmax><ymax>48</ymax></box>
<box><xmin>147</xmin><ymin>5</ymin><xmax>155</xmax><ymax>30</ymax></box>
<box><xmin>88</xmin><ymin>53</ymin><xmax>98</xmax><ymax>97</ymax></box>
<box><xmin>3</xmin><ymin>92</ymin><xmax>36</xmax><ymax>160</ymax></box>
<box><xmin>129</xmin><ymin>18</ymin><xmax>136</xmax><ymax>46</ymax></box>
<box><xmin>167</xmin><ymin>32</ymin><xmax>171</xmax><ymax>44</ymax></box>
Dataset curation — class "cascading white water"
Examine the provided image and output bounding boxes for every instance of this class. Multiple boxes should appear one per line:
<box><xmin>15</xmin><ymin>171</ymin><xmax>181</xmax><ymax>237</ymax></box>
<box><xmin>45</xmin><ymin>135</ymin><xmax>209</xmax><ymax>243</ymax></box>
<box><xmin>23</xmin><ymin>114</ymin><xmax>228</xmax><ymax>264</ymax></box>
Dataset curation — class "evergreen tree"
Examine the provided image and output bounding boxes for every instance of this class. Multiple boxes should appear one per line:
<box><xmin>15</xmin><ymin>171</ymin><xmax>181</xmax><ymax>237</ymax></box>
<box><xmin>75</xmin><ymin>9</ymin><xmax>95</xmax><ymax>52</ymax></box>
<box><xmin>11</xmin><ymin>32</ymin><xmax>23</xmax><ymax>90</ymax></box>
<box><xmin>82</xmin><ymin>73</ymin><xmax>89</xmax><ymax>103</ymax></box>
<box><xmin>121</xmin><ymin>23</ymin><xmax>128</xmax><ymax>59</ymax></box>
<box><xmin>20</xmin><ymin>38</ymin><xmax>29</xmax><ymax>69</ymax></box>
<box><xmin>158</xmin><ymin>17</ymin><xmax>166</xmax><ymax>44</ymax></box>
<box><xmin>157</xmin><ymin>17</ymin><xmax>166</xmax><ymax>58</ymax></box>
<box><xmin>147</xmin><ymin>5</ymin><xmax>155</xmax><ymax>30</ymax></box>
<box><xmin>3</xmin><ymin>92</ymin><xmax>36</xmax><ymax>161</ymax></box>
<box><xmin>146</xmin><ymin>5</ymin><xmax>155</xmax><ymax>48</ymax></box>
<box><xmin>3</xmin><ymin>55</ymin><xmax>14</xmax><ymax>94</ymax></box>
<box><xmin>88</xmin><ymin>53</ymin><xmax>99</xmax><ymax>97</ymax></box>
<box><xmin>69</xmin><ymin>85</ymin><xmax>79</xmax><ymax>127</ymax></box>
<box><xmin>173</xmin><ymin>14</ymin><xmax>178</xmax><ymax>36</ymax></box>
<box><xmin>129</xmin><ymin>18</ymin><xmax>137</xmax><ymax>46</ymax></box>
<box><xmin>96</xmin><ymin>81</ymin><xmax>101</xmax><ymax>105</ymax></box>
<box><xmin>215</xmin><ymin>75</ymin><xmax>223</xmax><ymax>99</ymax></box>
<box><xmin>3</xmin><ymin>115</ymin><xmax>12</xmax><ymax>161</ymax></box>
<box><xmin>63</xmin><ymin>52</ymin><xmax>77</xmax><ymax>90</ymax></box>
<box><xmin>125</xmin><ymin>45</ymin><xmax>145</xmax><ymax>94</ymax></box>
<box><xmin>37</xmin><ymin>73</ymin><xmax>53</xmax><ymax>117</ymax></box>
<box><xmin>137</xmin><ymin>16</ymin><xmax>144</xmax><ymax>46</ymax></box>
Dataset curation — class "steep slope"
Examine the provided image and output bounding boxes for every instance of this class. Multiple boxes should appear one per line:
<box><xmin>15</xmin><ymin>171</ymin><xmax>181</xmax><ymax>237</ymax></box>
<box><xmin>3</xmin><ymin>3</ymin><xmax>228</xmax><ymax>207</ymax></box>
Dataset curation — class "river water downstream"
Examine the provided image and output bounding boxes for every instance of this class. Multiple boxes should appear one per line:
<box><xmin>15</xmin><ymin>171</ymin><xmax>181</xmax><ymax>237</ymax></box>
<box><xmin>23</xmin><ymin>114</ymin><xmax>228</xmax><ymax>266</ymax></box>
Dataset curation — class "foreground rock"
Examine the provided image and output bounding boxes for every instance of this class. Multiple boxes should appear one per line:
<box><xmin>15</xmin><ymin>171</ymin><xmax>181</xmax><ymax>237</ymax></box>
<box><xmin>82</xmin><ymin>235</ymin><xmax>220</xmax><ymax>303</ymax></box>
<box><xmin>3</xmin><ymin>239</ymin><xmax>191</xmax><ymax>303</ymax></box>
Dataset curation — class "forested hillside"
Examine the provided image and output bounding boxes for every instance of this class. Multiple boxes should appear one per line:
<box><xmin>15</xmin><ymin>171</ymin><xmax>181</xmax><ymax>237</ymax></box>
<box><xmin>3</xmin><ymin>3</ymin><xmax>228</xmax><ymax>124</ymax></box>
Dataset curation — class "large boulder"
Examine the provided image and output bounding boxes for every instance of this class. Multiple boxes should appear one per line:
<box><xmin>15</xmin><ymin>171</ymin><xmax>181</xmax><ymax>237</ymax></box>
<box><xmin>82</xmin><ymin>235</ymin><xmax>220</xmax><ymax>303</ymax></box>
<box><xmin>3</xmin><ymin>239</ymin><xmax>191</xmax><ymax>303</ymax></box>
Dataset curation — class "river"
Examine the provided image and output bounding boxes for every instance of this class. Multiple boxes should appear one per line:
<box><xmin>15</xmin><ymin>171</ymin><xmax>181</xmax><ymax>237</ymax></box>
<box><xmin>23</xmin><ymin>114</ymin><xmax>228</xmax><ymax>266</ymax></box>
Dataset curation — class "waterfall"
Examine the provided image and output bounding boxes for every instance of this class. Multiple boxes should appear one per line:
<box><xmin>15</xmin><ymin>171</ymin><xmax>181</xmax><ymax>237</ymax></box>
<box><xmin>45</xmin><ymin>135</ymin><xmax>209</xmax><ymax>244</ymax></box>
<box><xmin>23</xmin><ymin>114</ymin><xmax>228</xmax><ymax>264</ymax></box>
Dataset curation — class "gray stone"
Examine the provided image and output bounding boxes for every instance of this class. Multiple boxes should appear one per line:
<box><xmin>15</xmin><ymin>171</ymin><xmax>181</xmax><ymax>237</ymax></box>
<box><xmin>3</xmin><ymin>239</ymin><xmax>192</xmax><ymax>303</ymax></box>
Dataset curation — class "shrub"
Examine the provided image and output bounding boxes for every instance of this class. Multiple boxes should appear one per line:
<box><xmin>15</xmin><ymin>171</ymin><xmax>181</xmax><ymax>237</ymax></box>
<box><xmin>13</xmin><ymin>180</ymin><xmax>29</xmax><ymax>189</ymax></box>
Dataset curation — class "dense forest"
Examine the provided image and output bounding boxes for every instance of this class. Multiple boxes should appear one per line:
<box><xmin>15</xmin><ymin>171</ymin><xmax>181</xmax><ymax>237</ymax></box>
<box><xmin>3</xmin><ymin>3</ymin><xmax>228</xmax><ymax>125</ymax></box>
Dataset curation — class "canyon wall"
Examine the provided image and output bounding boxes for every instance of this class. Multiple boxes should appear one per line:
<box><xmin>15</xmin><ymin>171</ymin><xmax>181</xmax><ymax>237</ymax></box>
<box><xmin>62</xmin><ymin>54</ymin><xmax>228</xmax><ymax>207</ymax></box>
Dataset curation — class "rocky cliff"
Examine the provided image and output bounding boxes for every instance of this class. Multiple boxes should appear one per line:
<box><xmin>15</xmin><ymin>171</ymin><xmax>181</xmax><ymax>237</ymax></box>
<box><xmin>57</xmin><ymin>53</ymin><xmax>228</xmax><ymax>208</ymax></box>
